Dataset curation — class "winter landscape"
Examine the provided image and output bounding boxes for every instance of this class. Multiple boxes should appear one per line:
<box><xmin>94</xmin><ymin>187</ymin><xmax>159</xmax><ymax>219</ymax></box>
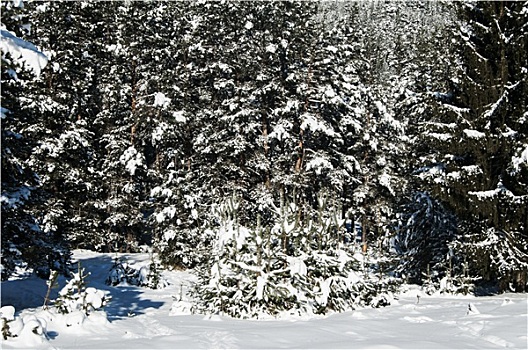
<box><xmin>2</xmin><ymin>0</ymin><xmax>528</xmax><ymax>349</ymax></box>
<box><xmin>1</xmin><ymin>250</ymin><xmax>527</xmax><ymax>349</ymax></box>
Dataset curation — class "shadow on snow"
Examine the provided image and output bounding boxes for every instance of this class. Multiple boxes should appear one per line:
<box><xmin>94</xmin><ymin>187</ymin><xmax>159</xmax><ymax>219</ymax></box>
<box><xmin>0</xmin><ymin>254</ymin><xmax>164</xmax><ymax>321</ymax></box>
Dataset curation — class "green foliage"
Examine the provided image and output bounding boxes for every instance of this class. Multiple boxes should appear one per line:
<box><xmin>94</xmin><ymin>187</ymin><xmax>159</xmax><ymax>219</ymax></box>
<box><xmin>145</xmin><ymin>254</ymin><xmax>168</xmax><ymax>290</ymax></box>
<box><xmin>192</xmin><ymin>193</ymin><xmax>398</xmax><ymax>318</ymax></box>
<box><xmin>105</xmin><ymin>255</ymin><xmax>168</xmax><ymax>289</ymax></box>
<box><xmin>55</xmin><ymin>262</ymin><xmax>109</xmax><ymax>315</ymax></box>
<box><xmin>105</xmin><ymin>257</ymin><xmax>136</xmax><ymax>287</ymax></box>
<box><xmin>1</xmin><ymin>0</ymin><xmax>71</xmax><ymax>280</ymax></box>
<box><xmin>395</xmin><ymin>192</ymin><xmax>457</xmax><ymax>285</ymax></box>
<box><xmin>55</xmin><ymin>263</ymin><xmax>89</xmax><ymax>314</ymax></box>
<box><xmin>407</xmin><ymin>2</ymin><xmax>528</xmax><ymax>291</ymax></box>
<box><xmin>2</xmin><ymin>0</ymin><xmax>526</xmax><ymax>296</ymax></box>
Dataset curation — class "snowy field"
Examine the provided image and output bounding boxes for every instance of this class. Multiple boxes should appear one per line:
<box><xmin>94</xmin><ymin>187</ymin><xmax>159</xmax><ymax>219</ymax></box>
<box><xmin>1</xmin><ymin>250</ymin><xmax>527</xmax><ymax>349</ymax></box>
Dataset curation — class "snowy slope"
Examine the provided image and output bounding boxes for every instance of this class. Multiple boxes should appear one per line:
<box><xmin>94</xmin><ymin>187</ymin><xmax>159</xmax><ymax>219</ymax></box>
<box><xmin>1</xmin><ymin>250</ymin><xmax>527</xmax><ymax>349</ymax></box>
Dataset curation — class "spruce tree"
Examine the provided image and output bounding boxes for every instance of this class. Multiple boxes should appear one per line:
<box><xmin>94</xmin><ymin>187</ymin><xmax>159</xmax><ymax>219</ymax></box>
<box><xmin>22</xmin><ymin>1</ymin><xmax>111</xmax><ymax>250</ymax></box>
<box><xmin>409</xmin><ymin>2</ymin><xmax>528</xmax><ymax>291</ymax></box>
<box><xmin>395</xmin><ymin>191</ymin><xmax>457</xmax><ymax>284</ymax></box>
<box><xmin>1</xmin><ymin>0</ymin><xmax>70</xmax><ymax>279</ymax></box>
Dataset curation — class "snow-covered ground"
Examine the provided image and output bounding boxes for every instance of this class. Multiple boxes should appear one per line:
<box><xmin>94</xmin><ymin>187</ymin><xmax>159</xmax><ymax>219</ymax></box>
<box><xmin>1</xmin><ymin>250</ymin><xmax>527</xmax><ymax>349</ymax></box>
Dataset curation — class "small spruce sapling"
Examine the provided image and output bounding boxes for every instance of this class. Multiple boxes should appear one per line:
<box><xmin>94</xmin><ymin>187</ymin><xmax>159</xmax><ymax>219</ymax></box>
<box><xmin>56</xmin><ymin>262</ymin><xmax>89</xmax><ymax>314</ymax></box>
<box><xmin>145</xmin><ymin>253</ymin><xmax>168</xmax><ymax>289</ymax></box>
<box><xmin>422</xmin><ymin>264</ymin><xmax>437</xmax><ymax>295</ymax></box>
<box><xmin>105</xmin><ymin>257</ymin><xmax>129</xmax><ymax>286</ymax></box>
<box><xmin>55</xmin><ymin>262</ymin><xmax>109</xmax><ymax>315</ymax></box>
<box><xmin>105</xmin><ymin>254</ymin><xmax>168</xmax><ymax>289</ymax></box>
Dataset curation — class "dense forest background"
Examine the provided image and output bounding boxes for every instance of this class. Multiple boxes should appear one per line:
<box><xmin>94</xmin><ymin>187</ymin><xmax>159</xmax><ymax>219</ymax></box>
<box><xmin>2</xmin><ymin>0</ymin><xmax>527</xmax><ymax>315</ymax></box>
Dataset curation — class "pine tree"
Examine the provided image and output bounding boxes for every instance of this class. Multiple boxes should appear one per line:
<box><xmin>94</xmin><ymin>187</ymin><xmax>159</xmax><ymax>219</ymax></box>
<box><xmin>406</xmin><ymin>2</ymin><xmax>527</xmax><ymax>291</ymax></box>
<box><xmin>192</xmin><ymin>189</ymin><xmax>393</xmax><ymax>318</ymax></box>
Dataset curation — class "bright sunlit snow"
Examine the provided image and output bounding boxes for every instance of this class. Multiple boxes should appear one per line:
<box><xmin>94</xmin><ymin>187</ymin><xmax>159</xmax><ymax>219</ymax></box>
<box><xmin>1</xmin><ymin>250</ymin><xmax>526</xmax><ymax>349</ymax></box>
<box><xmin>0</xmin><ymin>29</ymin><xmax>48</xmax><ymax>76</ymax></box>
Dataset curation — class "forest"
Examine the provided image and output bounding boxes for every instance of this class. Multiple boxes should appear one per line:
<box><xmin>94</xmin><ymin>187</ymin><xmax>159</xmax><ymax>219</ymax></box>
<box><xmin>2</xmin><ymin>0</ymin><xmax>527</xmax><ymax>318</ymax></box>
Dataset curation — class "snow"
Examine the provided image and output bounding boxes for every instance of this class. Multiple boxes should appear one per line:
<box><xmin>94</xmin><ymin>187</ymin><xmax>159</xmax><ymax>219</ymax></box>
<box><xmin>483</xmin><ymin>90</ymin><xmax>507</xmax><ymax>119</ymax></box>
<box><xmin>153</xmin><ymin>92</ymin><xmax>170</xmax><ymax>108</ymax></box>
<box><xmin>379</xmin><ymin>173</ymin><xmax>394</xmax><ymax>195</ymax></box>
<box><xmin>306</xmin><ymin>155</ymin><xmax>334</xmax><ymax>175</ymax></box>
<box><xmin>217</xmin><ymin>223</ymin><xmax>251</xmax><ymax>251</ymax></box>
<box><xmin>163</xmin><ymin>229</ymin><xmax>176</xmax><ymax>242</ymax></box>
<box><xmin>1</xmin><ymin>305</ymin><xmax>16</xmax><ymax>321</ymax></box>
<box><xmin>447</xmin><ymin>165</ymin><xmax>482</xmax><ymax>181</ymax></box>
<box><xmin>255</xmin><ymin>275</ymin><xmax>266</xmax><ymax>300</ymax></box>
<box><xmin>300</xmin><ymin>113</ymin><xmax>336</xmax><ymax>136</ymax></box>
<box><xmin>265</xmin><ymin>43</ymin><xmax>277</xmax><ymax>53</ymax></box>
<box><xmin>0</xmin><ymin>186</ymin><xmax>32</xmax><ymax>209</ymax></box>
<box><xmin>172</xmin><ymin>110</ymin><xmax>186</xmax><ymax>123</ymax></box>
<box><xmin>1</xmin><ymin>106</ymin><xmax>10</xmax><ymax>119</ymax></box>
<box><xmin>1</xmin><ymin>250</ymin><xmax>527</xmax><ymax>349</ymax></box>
<box><xmin>427</xmin><ymin>132</ymin><xmax>452</xmax><ymax>141</ymax></box>
<box><xmin>287</xmin><ymin>256</ymin><xmax>307</xmax><ymax>277</ymax></box>
<box><xmin>154</xmin><ymin>206</ymin><xmax>176</xmax><ymax>223</ymax></box>
<box><xmin>0</xmin><ymin>29</ymin><xmax>48</xmax><ymax>76</ymax></box>
<box><xmin>468</xmin><ymin>181</ymin><xmax>523</xmax><ymax>201</ymax></box>
<box><xmin>511</xmin><ymin>145</ymin><xmax>528</xmax><ymax>174</ymax></box>
<box><xmin>416</xmin><ymin>164</ymin><xmax>445</xmax><ymax>181</ymax></box>
<box><xmin>119</xmin><ymin>146</ymin><xmax>145</xmax><ymax>176</ymax></box>
<box><xmin>463</xmin><ymin>129</ymin><xmax>486</xmax><ymax>139</ymax></box>
<box><xmin>326</xmin><ymin>45</ymin><xmax>338</xmax><ymax>53</ymax></box>
<box><xmin>268</xmin><ymin>119</ymin><xmax>292</xmax><ymax>142</ymax></box>
<box><xmin>151</xmin><ymin>122</ymin><xmax>169</xmax><ymax>146</ymax></box>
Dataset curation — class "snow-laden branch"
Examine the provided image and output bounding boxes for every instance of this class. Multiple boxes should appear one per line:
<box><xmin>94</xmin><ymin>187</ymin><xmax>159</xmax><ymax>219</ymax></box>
<box><xmin>1</xmin><ymin>29</ymin><xmax>47</xmax><ymax>76</ymax></box>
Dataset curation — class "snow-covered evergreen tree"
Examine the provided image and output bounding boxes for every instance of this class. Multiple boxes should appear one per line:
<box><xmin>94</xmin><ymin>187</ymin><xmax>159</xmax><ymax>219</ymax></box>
<box><xmin>5</xmin><ymin>0</ymin><xmax>526</xmax><ymax>298</ymax></box>
<box><xmin>1</xmin><ymin>0</ymin><xmax>70</xmax><ymax>279</ymax></box>
<box><xmin>409</xmin><ymin>2</ymin><xmax>527</xmax><ymax>291</ymax></box>
<box><xmin>19</xmin><ymin>1</ymin><xmax>109</xmax><ymax>251</ymax></box>
<box><xmin>193</xmin><ymin>193</ymin><xmax>395</xmax><ymax>318</ymax></box>
<box><xmin>349</xmin><ymin>1</ymin><xmax>454</xmax><ymax>254</ymax></box>
<box><xmin>56</xmin><ymin>263</ymin><xmax>109</xmax><ymax>315</ymax></box>
<box><xmin>149</xmin><ymin>1</ymin><xmax>218</xmax><ymax>268</ymax></box>
<box><xmin>395</xmin><ymin>191</ymin><xmax>457</xmax><ymax>285</ymax></box>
